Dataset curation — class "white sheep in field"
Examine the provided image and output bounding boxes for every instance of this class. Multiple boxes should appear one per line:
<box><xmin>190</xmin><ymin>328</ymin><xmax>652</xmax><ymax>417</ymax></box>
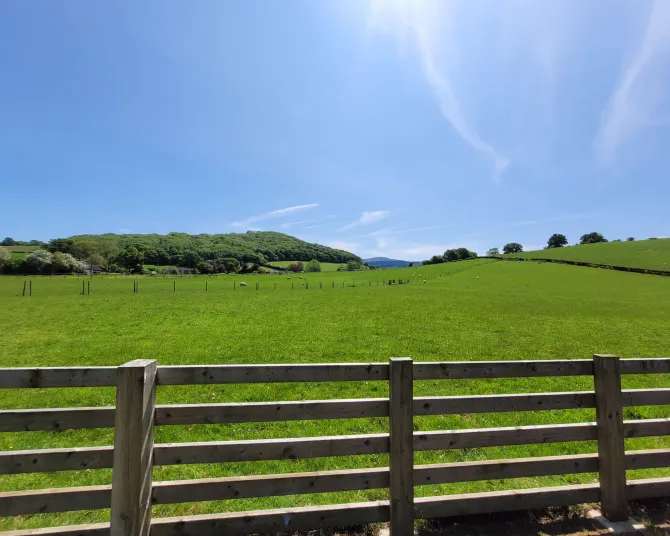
<box><xmin>239</xmin><ymin>282</ymin><xmax>247</xmax><ymax>287</ymax></box>
<box><xmin>423</xmin><ymin>279</ymin><xmax>427</xmax><ymax>283</ymax></box>
<box><xmin>287</xmin><ymin>276</ymin><xmax>291</xmax><ymax>279</ymax></box>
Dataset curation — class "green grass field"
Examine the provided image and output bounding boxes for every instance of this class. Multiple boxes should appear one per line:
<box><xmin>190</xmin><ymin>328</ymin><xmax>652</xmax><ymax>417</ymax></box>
<box><xmin>508</xmin><ymin>238</ymin><xmax>670</xmax><ymax>270</ymax></box>
<box><xmin>271</xmin><ymin>260</ymin><xmax>345</xmax><ymax>272</ymax></box>
<box><xmin>5</xmin><ymin>245</ymin><xmax>40</xmax><ymax>260</ymax></box>
<box><xmin>1</xmin><ymin>259</ymin><xmax>669</xmax><ymax>530</ymax></box>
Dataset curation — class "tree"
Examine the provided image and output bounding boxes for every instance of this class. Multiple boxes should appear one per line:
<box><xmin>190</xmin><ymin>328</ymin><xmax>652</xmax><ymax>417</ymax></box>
<box><xmin>1</xmin><ymin>237</ymin><xmax>16</xmax><ymax>246</ymax></box>
<box><xmin>443</xmin><ymin>249</ymin><xmax>459</xmax><ymax>262</ymax></box>
<box><xmin>288</xmin><ymin>263</ymin><xmax>302</xmax><ymax>273</ymax></box>
<box><xmin>503</xmin><ymin>243</ymin><xmax>523</xmax><ymax>254</ymax></box>
<box><xmin>547</xmin><ymin>234</ymin><xmax>568</xmax><ymax>249</ymax></box>
<box><xmin>347</xmin><ymin>260</ymin><xmax>364</xmax><ymax>271</ymax></box>
<box><xmin>52</xmin><ymin>252</ymin><xmax>86</xmax><ymax>273</ymax></box>
<box><xmin>486</xmin><ymin>248</ymin><xmax>500</xmax><ymax>257</ymax></box>
<box><xmin>115</xmin><ymin>246</ymin><xmax>144</xmax><ymax>273</ymax></box>
<box><xmin>222</xmin><ymin>257</ymin><xmax>241</xmax><ymax>274</ymax></box>
<box><xmin>408</xmin><ymin>262</ymin><xmax>413</xmax><ymax>267</ymax></box>
<box><xmin>429</xmin><ymin>255</ymin><xmax>444</xmax><ymax>265</ymax></box>
<box><xmin>304</xmin><ymin>259</ymin><xmax>321</xmax><ymax>272</ymax></box>
<box><xmin>0</xmin><ymin>246</ymin><xmax>10</xmax><ymax>269</ymax></box>
<box><xmin>627</xmin><ymin>237</ymin><xmax>634</xmax><ymax>241</ymax></box>
<box><xmin>26</xmin><ymin>250</ymin><xmax>53</xmax><ymax>274</ymax></box>
<box><xmin>580</xmin><ymin>232</ymin><xmax>607</xmax><ymax>245</ymax></box>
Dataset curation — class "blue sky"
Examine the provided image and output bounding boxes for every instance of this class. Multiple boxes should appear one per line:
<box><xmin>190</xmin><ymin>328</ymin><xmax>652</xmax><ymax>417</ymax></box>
<box><xmin>1</xmin><ymin>1</ymin><xmax>669</xmax><ymax>259</ymax></box>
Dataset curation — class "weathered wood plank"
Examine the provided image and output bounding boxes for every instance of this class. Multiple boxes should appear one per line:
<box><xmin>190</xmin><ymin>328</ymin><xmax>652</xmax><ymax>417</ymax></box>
<box><xmin>157</xmin><ymin>363</ymin><xmax>389</xmax><ymax>385</ymax></box>
<box><xmin>0</xmin><ymin>368</ymin><xmax>117</xmax><ymax>389</ymax></box>
<box><xmin>624</xmin><ymin>418</ymin><xmax>670</xmax><ymax>438</ymax></box>
<box><xmin>414</xmin><ymin>422</ymin><xmax>597</xmax><ymax>451</ymax></box>
<box><xmin>152</xmin><ymin>468</ymin><xmax>388</xmax><ymax>504</ymax></box>
<box><xmin>627</xmin><ymin>477</ymin><xmax>670</xmax><ymax>499</ymax></box>
<box><xmin>3</xmin><ymin>523</ymin><xmax>110</xmax><ymax>535</ymax></box>
<box><xmin>620</xmin><ymin>358</ymin><xmax>670</xmax><ymax>375</ymax></box>
<box><xmin>623</xmin><ymin>388</ymin><xmax>670</xmax><ymax>407</ymax></box>
<box><xmin>389</xmin><ymin>358</ymin><xmax>413</xmax><ymax>535</ymax></box>
<box><xmin>413</xmin><ymin>360</ymin><xmax>593</xmax><ymax>380</ymax></box>
<box><xmin>0</xmin><ymin>408</ymin><xmax>115</xmax><ymax>432</ymax></box>
<box><xmin>0</xmin><ymin>446</ymin><xmax>114</xmax><ymax>474</ymax></box>
<box><xmin>415</xmin><ymin>392</ymin><xmax>595</xmax><ymax>415</ymax></box>
<box><xmin>626</xmin><ymin>448</ymin><xmax>670</xmax><ymax>469</ymax></box>
<box><xmin>150</xmin><ymin>501</ymin><xmax>389</xmax><ymax>536</ymax></box>
<box><xmin>592</xmin><ymin>354</ymin><xmax>627</xmax><ymax>521</ymax></box>
<box><xmin>414</xmin><ymin>483</ymin><xmax>600</xmax><ymax>519</ymax></box>
<box><xmin>154</xmin><ymin>433</ymin><xmax>389</xmax><ymax>465</ymax></box>
<box><xmin>155</xmin><ymin>398</ymin><xmax>388</xmax><ymax>425</ymax></box>
<box><xmin>110</xmin><ymin>359</ymin><xmax>157</xmax><ymax>536</ymax></box>
<box><xmin>0</xmin><ymin>485</ymin><xmax>111</xmax><ymax>516</ymax></box>
<box><xmin>415</xmin><ymin>454</ymin><xmax>599</xmax><ymax>485</ymax></box>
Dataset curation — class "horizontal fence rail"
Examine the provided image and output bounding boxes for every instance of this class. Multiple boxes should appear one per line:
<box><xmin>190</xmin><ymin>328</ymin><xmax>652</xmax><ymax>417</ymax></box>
<box><xmin>1</xmin><ymin>355</ymin><xmax>669</xmax><ymax>535</ymax></box>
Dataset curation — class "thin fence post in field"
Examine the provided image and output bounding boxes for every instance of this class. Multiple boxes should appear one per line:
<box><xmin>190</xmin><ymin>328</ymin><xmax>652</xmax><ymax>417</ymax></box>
<box><xmin>206</xmin><ymin>281</ymin><xmax>208</xmax><ymax>292</ymax></box>
<box><xmin>111</xmin><ymin>359</ymin><xmax>157</xmax><ymax>536</ymax></box>
<box><xmin>174</xmin><ymin>281</ymin><xmax>176</xmax><ymax>292</ymax></box>
<box><xmin>29</xmin><ymin>280</ymin><xmax>32</xmax><ymax>296</ymax></box>
<box><xmin>593</xmin><ymin>353</ymin><xmax>628</xmax><ymax>521</ymax></box>
<box><xmin>82</xmin><ymin>281</ymin><xmax>85</xmax><ymax>295</ymax></box>
<box><xmin>22</xmin><ymin>280</ymin><xmax>26</xmax><ymax>296</ymax></box>
<box><xmin>389</xmin><ymin>357</ymin><xmax>414</xmax><ymax>535</ymax></box>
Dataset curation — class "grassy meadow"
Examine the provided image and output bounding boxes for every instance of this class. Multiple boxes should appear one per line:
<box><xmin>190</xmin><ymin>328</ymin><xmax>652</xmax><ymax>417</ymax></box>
<box><xmin>5</xmin><ymin>245</ymin><xmax>40</xmax><ymax>260</ymax></box>
<box><xmin>271</xmin><ymin>260</ymin><xmax>345</xmax><ymax>272</ymax></box>
<box><xmin>509</xmin><ymin>238</ymin><xmax>670</xmax><ymax>270</ymax></box>
<box><xmin>1</xmin><ymin>259</ymin><xmax>669</xmax><ymax>530</ymax></box>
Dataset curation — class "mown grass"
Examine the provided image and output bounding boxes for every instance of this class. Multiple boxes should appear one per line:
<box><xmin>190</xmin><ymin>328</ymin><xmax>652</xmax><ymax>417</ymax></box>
<box><xmin>5</xmin><ymin>245</ymin><xmax>40</xmax><ymax>260</ymax></box>
<box><xmin>0</xmin><ymin>260</ymin><xmax>669</xmax><ymax>530</ymax></box>
<box><xmin>508</xmin><ymin>238</ymin><xmax>670</xmax><ymax>270</ymax></box>
<box><xmin>271</xmin><ymin>260</ymin><xmax>345</xmax><ymax>272</ymax></box>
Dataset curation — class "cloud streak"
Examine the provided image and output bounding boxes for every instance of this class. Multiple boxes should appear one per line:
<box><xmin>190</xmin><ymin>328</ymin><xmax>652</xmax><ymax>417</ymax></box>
<box><xmin>368</xmin><ymin>0</ymin><xmax>509</xmax><ymax>179</ymax></box>
<box><xmin>339</xmin><ymin>210</ymin><xmax>390</xmax><ymax>231</ymax></box>
<box><xmin>594</xmin><ymin>0</ymin><xmax>670</xmax><ymax>164</ymax></box>
<box><xmin>230</xmin><ymin>204</ymin><xmax>319</xmax><ymax>229</ymax></box>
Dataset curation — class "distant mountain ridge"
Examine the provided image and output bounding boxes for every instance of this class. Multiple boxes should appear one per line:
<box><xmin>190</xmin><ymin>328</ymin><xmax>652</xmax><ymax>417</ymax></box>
<box><xmin>364</xmin><ymin>257</ymin><xmax>418</xmax><ymax>268</ymax></box>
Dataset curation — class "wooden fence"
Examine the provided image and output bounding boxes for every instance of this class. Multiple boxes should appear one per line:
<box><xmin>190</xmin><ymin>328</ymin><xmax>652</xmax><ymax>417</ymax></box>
<box><xmin>1</xmin><ymin>355</ymin><xmax>669</xmax><ymax>535</ymax></box>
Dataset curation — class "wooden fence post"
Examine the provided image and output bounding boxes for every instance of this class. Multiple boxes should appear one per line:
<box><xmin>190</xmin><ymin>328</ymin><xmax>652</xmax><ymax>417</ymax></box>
<box><xmin>389</xmin><ymin>357</ymin><xmax>413</xmax><ymax>535</ymax></box>
<box><xmin>111</xmin><ymin>359</ymin><xmax>157</xmax><ymax>536</ymax></box>
<box><xmin>593</xmin><ymin>354</ymin><xmax>627</xmax><ymax>521</ymax></box>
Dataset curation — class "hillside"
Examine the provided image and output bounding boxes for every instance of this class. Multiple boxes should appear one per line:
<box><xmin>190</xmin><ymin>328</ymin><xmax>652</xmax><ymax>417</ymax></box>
<box><xmin>508</xmin><ymin>238</ymin><xmax>670</xmax><ymax>271</ymax></box>
<box><xmin>364</xmin><ymin>257</ymin><xmax>416</xmax><ymax>268</ymax></box>
<box><xmin>47</xmin><ymin>231</ymin><xmax>360</xmax><ymax>266</ymax></box>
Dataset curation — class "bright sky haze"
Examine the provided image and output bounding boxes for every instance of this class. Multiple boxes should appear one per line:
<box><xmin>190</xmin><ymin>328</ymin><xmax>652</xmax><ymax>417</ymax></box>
<box><xmin>2</xmin><ymin>1</ymin><xmax>669</xmax><ymax>259</ymax></box>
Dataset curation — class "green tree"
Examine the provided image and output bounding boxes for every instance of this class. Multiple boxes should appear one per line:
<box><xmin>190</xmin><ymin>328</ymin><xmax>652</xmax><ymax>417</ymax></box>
<box><xmin>115</xmin><ymin>246</ymin><xmax>144</xmax><ymax>273</ymax></box>
<box><xmin>443</xmin><ymin>249</ymin><xmax>459</xmax><ymax>262</ymax></box>
<box><xmin>0</xmin><ymin>246</ymin><xmax>10</xmax><ymax>270</ymax></box>
<box><xmin>486</xmin><ymin>248</ymin><xmax>500</xmax><ymax>256</ymax></box>
<box><xmin>547</xmin><ymin>234</ymin><xmax>568</xmax><ymax>248</ymax></box>
<box><xmin>503</xmin><ymin>243</ymin><xmax>523</xmax><ymax>254</ymax></box>
<box><xmin>408</xmin><ymin>262</ymin><xmax>413</xmax><ymax>267</ymax></box>
<box><xmin>52</xmin><ymin>252</ymin><xmax>86</xmax><ymax>274</ymax></box>
<box><xmin>580</xmin><ymin>232</ymin><xmax>607</xmax><ymax>244</ymax></box>
<box><xmin>222</xmin><ymin>257</ymin><xmax>241</xmax><ymax>273</ymax></box>
<box><xmin>304</xmin><ymin>259</ymin><xmax>321</xmax><ymax>272</ymax></box>
<box><xmin>26</xmin><ymin>249</ymin><xmax>53</xmax><ymax>274</ymax></box>
<box><xmin>626</xmin><ymin>237</ymin><xmax>634</xmax><ymax>241</ymax></box>
<box><xmin>1</xmin><ymin>237</ymin><xmax>16</xmax><ymax>246</ymax></box>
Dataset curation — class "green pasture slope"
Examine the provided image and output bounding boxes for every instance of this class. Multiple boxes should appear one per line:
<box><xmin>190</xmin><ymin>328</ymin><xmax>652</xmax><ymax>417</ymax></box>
<box><xmin>509</xmin><ymin>238</ymin><xmax>670</xmax><ymax>271</ymax></box>
<box><xmin>5</xmin><ymin>245</ymin><xmax>40</xmax><ymax>259</ymax></box>
<box><xmin>1</xmin><ymin>259</ymin><xmax>669</xmax><ymax>530</ymax></box>
<box><xmin>271</xmin><ymin>260</ymin><xmax>344</xmax><ymax>272</ymax></box>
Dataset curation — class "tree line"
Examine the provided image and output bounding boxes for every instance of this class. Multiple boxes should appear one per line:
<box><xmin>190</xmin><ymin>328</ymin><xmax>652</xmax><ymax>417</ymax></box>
<box><xmin>422</xmin><ymin>247</ymin><xmax>478</xmax><ymax>266</ymax></box>
<box><xmin>0</xmin><ymin>231</ymin><xmax>361</xmax><ymax>275</ymax></box>
<box><xmin>486</xmin><ymin>232</ymin><xmax>634</xmax><ymax>257</ymax></box>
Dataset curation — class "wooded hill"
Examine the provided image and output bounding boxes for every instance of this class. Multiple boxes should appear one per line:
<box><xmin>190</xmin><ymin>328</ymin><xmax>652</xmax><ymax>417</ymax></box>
<box><xmin>47</xmin><ymin>231</ymin><xmax>360</xmax><ymax>268</ymax></box>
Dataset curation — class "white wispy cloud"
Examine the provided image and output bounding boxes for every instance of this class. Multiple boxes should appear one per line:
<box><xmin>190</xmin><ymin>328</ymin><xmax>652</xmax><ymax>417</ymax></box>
<box><xmin>594</xmin><ymin>0</ymin><xmax>670</xmax><ymax>164</ymax></box>
<box><xmin>305</xmin><ymin>224</ymin><xmax>327</xmax><ymax>229</ymax></box>
<box><xmin>368</xmin><ymin>0</ymin><xmax>509</xmax><ymax>179</ymax></box>
<box><xmin>339</xmin><ymin>210</ymin><xmax>390</xmax><ymax>231</ymax></box>
<box><xmin>230</xmin><ymin>204</ymin><xmax>319</xmax><ymax>229</ymax></box>
<box><xmin>280</xmin><ymin>215</ymin><xmax>336</xmax><ymax>229</ymax></box>
<box><xmin>367</xmin><ymin>224</ymin><xmax>446</xmax><ymax>237</ymax></box>
<box><xmin>325</xmin><ymin>240</ymin><xmax>359</xmax><ymax>254</ymax></box>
